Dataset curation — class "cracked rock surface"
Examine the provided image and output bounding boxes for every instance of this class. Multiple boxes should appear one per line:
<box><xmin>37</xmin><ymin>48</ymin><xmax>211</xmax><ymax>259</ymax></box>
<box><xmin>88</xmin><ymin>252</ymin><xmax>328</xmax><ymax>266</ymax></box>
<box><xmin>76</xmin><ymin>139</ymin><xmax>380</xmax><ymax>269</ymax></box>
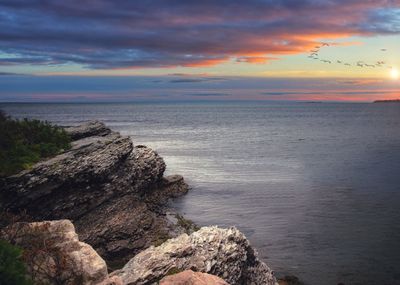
<box><xmin>115</xmin><ymin>226</ymin><xmax>277</xmax><ymax>285</ymax></box>
<box><xmin>1</xmin><ymin>220</ymin><xmax>121</xmax><ymax>285</ymax></box>
<box><xmin>0</xmin><ymin>121</ymin><xmax>189</xmax><ymax>265</ymax></box>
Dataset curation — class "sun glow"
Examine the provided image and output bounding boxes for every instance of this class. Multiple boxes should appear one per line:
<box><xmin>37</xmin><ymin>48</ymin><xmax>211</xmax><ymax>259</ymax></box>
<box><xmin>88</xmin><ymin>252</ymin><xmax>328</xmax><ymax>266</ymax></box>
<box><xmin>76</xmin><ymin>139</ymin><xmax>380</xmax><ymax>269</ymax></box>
<box><xmin>390</xmin><ymin>68</ymin><xmax>399</xmax><ymax>80</ymax></box>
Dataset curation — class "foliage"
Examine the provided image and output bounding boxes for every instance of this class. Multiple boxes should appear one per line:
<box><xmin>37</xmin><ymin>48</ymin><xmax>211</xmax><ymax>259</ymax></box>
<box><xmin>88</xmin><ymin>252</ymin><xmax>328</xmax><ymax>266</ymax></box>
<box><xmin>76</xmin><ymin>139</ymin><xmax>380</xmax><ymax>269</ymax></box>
<box><xmin>0</xmin><ymin>239</ymin><xmax>32</xmax><ymax>285</ymax></box>
<box><xmin>0</xmin><ymin>110</ymin><xmax>71</xmax><ymax>177</ymax></box>
<box><xmin>4</xmin><ymin>222</ymin><xmax>85</xmax><ymax>285</ymax></box>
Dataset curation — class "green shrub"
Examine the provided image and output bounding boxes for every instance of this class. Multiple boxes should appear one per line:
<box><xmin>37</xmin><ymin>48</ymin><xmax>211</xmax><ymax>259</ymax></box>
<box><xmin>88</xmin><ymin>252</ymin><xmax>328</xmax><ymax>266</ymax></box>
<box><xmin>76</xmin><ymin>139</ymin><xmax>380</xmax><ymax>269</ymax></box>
<box><xmin>0</xmin><ymin>110</ymin><xmax>71</xmax><ymax>177</ymax></box>
<box><xmin>0</xmin><ymin>239</ymin><xmax>32</xmax><ymax>285</ymax></box>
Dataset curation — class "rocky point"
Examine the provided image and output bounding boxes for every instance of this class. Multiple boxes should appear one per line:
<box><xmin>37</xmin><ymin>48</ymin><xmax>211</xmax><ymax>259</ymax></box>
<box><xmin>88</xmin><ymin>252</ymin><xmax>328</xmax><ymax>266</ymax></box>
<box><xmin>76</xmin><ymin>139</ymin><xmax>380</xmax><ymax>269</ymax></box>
<box><xmin>0</xmin><ymin>121</ymin><xmax>278</xmax><ymax>285</ymax></box>
<box><xmin>0</xmin><ymin>121</ymin><xmax>190</xmax><ymax>265</ymax></box>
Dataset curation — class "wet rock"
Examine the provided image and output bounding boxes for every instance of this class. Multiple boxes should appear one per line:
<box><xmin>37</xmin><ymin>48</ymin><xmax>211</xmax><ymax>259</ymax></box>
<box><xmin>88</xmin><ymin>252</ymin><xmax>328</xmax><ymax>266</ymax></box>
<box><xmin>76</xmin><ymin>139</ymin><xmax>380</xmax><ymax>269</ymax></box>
<box><xmin>115</xmin><ymin>226</ymin><xmax>277</xmax><ymax>285</ymax></box>
<box><xmin>160</xmin><ymin>270</ymin><xmax>229</xmax><ymax>285</ymax></box>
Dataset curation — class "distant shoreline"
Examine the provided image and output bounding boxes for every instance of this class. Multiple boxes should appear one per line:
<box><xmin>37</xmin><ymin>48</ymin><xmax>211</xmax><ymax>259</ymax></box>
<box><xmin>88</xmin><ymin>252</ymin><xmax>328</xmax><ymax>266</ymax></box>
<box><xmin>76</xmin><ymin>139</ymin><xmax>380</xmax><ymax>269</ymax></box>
<box><xmin>373</xmin><ymin>99</ymin><xmax>400</xmax><ymax>103</ymax></box>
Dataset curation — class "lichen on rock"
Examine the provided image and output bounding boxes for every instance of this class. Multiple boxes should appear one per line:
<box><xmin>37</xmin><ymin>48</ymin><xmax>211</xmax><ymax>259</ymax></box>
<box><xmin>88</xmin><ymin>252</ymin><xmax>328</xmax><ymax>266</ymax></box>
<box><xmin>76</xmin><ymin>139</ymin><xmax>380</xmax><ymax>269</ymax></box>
<box><xmin>0</xmin><ymin>120</ymin><xmax>278</xmax><ymax>285</ymax></box>
<box><xmin>115</xmin><ymin>226</ymin><xmax>277</xmax><ymax>285</ymax></box>
<box><xmin>0</xmin><ymin>121</ymin><xmax>190</xmax><ymax>265</ymax></box>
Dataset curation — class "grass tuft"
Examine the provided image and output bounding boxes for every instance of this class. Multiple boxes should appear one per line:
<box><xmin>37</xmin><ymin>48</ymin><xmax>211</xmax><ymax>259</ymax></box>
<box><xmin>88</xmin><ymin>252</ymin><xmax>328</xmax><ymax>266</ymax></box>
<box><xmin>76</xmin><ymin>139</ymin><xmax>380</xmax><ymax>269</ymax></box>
<box><xmin>0</xmin><ymin>110</ymin><xmax>71</xmax><ymax>177</ymax></box>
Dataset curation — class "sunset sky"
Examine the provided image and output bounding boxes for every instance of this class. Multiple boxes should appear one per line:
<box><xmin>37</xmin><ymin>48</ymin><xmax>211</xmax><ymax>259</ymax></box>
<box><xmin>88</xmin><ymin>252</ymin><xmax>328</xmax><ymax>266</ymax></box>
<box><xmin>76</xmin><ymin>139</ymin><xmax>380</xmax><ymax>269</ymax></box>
<box><xmin>1</xmin><ymin>1</ymin><xmax>399</xmax><ymax>102</ymax></box>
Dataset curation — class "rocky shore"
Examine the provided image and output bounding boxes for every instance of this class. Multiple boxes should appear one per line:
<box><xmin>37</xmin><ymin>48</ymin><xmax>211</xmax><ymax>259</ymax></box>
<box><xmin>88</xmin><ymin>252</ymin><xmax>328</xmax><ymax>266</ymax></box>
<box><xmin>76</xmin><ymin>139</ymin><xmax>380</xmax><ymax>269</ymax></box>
<box><xmin>0</xmin><ymin>121</ymin><xmax>278</xmax><ymax>285</ymax></box>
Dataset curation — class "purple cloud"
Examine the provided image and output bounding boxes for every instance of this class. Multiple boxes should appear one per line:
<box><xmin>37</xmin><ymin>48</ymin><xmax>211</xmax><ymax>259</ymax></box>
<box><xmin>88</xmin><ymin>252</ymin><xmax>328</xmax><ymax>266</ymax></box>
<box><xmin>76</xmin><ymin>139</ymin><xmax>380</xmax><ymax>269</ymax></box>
<box><xmin>0</xmin><ymin>0</ymin><xmax>399</xmax><ymax>69</ymax></box>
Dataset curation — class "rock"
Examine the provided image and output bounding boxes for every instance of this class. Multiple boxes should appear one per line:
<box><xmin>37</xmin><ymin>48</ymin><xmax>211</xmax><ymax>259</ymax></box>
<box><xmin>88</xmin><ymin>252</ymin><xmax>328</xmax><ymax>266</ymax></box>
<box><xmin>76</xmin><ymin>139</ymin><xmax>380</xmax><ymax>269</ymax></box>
<box><xmin>74</xmin><ymin>192</ymin><xmax>187</xmax><ymax>266</ymax></box>
<box><xmin>1</xmin><ymin>132</ymin><xmax>135</xmax><ymax>219</ymax></box>
<box><xmin>98</xmin><ymin>276</ymin><xmax>124</xmax><ymax>285</ymax></box>
<box><xmin>64</xmin><ymin>120</ymin><xmax>111</xmax><ymax>140</ymax></box>
<box><xmin>115</xmin><ymin>226</ymin><xmax>277</xmax><ymax>285</ymax></box>
<box><xmin>160</xmin><ymin>270</ymin><xmax>229</xmax><ymax>285</ymax></box>
<box><xmin>0</xmin><ymin>121</ymin><xmax>190</xmax><ymax>265</ymax></box>
<box><xmin>152</xmin><ymin>175</ymin><xmax>189</xmax><ymax>199</ymax></box>
<box><xmin>1</xmin><ymin>220</ymin><xmax>109</xmax><ymax>285</ymax></box>
<box><xmin>278</xmin><ymin>275</ymin><xmax>305</xmax><ymax>285</ymax></box>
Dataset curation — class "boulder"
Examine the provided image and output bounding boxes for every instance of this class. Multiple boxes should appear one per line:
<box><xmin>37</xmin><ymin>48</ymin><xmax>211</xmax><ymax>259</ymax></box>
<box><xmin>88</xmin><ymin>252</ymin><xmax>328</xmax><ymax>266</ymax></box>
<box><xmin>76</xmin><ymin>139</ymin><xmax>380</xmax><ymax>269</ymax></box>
<box><xmin>0</xmin><ymin>121</ymin><xmax>189</xmax><ymax>265</ymax></box>
<box><xmin>1</xmin><ymin>220</ymin><xmax>114</xmax><ymax>285</ymax></box>
<box><xmin>115</xmin><ymin>226</ymin><xmax>277</xmax><ymax>285</ymax></box>
<box><xmin>160</xmin><ymin>270</ymin><xmax>229</xmax><ymax>285</ymax></box>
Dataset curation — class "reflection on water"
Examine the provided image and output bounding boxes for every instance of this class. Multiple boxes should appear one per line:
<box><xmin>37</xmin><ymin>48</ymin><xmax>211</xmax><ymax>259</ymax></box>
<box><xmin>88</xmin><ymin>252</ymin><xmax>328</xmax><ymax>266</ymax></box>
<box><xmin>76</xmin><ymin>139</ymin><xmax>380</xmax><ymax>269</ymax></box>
<box><xmin>2</xmin><ymin>102</ymin><xmax>400</xmax><ymax>285</ymax></box>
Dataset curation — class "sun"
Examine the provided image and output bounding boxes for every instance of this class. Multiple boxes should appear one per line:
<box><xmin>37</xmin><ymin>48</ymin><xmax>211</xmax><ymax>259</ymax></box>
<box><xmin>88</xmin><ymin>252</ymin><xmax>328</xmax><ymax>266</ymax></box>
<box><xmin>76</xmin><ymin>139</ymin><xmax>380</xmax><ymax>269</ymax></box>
<box><xmin>390</xmin><ymin>68</ymin><xmax>399</xmax><ymax>80</ymax></box>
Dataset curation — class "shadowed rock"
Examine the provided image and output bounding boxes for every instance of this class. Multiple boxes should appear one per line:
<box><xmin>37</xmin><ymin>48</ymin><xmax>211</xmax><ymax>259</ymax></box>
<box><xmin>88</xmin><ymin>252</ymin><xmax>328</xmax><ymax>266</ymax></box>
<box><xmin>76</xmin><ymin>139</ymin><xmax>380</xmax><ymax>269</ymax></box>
<box><xmin>0</xmin><ymin>121</ymin><xmax>189</xmax><ymax>265</ymax></box>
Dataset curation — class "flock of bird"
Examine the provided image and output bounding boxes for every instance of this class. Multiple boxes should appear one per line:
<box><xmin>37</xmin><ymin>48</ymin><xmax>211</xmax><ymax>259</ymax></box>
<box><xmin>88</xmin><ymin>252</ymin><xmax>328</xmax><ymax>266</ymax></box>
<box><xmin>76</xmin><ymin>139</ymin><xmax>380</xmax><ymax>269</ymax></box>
<box><xmin>307</xmin><ymin>43</ymin><xmax>394</xmax><ymax>70</ymax></box>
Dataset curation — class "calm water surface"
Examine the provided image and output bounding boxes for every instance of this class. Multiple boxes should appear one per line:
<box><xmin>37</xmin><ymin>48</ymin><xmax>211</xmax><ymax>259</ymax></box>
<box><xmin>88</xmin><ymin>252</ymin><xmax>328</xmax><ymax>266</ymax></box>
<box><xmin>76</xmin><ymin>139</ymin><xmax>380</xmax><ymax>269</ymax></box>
<box><xmin>2</xmin><ymin>102</ymin><xmax>400</xmax><ymax>285</ymax></box>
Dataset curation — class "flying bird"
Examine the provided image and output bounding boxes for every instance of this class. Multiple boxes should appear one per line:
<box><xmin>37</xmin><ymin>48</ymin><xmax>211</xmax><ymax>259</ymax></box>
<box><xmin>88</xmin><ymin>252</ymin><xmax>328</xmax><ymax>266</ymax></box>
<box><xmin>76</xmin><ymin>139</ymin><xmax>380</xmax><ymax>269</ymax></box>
<box><xmin>381</xmin><ymin>49</ymin><xmax>387</xmax><ymax>51</ymax></box>
<box><xmin>337</xmin><ymin>60</ymin><xmax>342</xmax><ymax>64</ymax></box>
<box><xmin>321</xmin><ymin>59</ymin><xmax>331</xmax><ymax>64</ymax></box>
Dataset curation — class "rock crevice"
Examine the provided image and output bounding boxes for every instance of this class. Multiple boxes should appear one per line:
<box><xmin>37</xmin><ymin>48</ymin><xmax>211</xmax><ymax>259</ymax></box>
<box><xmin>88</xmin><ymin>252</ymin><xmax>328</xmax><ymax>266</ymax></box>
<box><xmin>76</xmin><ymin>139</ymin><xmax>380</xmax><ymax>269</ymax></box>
<box><xmin>0</xmin><ymin>120</ymin><xmax>278</xmax><ymax>285</ymax></box>
<box><xmin>1</xmin><ymin>121</ymin><xmax>189</xmax><ymax>264</ymax></box>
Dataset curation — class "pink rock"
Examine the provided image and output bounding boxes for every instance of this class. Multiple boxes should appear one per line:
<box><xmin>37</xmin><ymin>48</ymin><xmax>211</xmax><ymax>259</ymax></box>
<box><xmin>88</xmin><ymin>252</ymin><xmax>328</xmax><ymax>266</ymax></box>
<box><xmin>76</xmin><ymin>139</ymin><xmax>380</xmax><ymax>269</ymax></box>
<box><xmin>160</xmin><ymin>270</ymin><xmax>229</xmax><ymax>285</ymax></box>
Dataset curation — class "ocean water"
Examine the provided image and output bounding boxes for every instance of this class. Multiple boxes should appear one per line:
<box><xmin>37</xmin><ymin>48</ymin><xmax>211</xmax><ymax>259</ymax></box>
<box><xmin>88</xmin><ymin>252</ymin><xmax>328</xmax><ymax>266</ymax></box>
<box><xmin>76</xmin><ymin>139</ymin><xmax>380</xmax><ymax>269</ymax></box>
<box><xmin>2</xmin><ymin>102</ymin><xmax>400</xmax><ymax>285</ymax></box>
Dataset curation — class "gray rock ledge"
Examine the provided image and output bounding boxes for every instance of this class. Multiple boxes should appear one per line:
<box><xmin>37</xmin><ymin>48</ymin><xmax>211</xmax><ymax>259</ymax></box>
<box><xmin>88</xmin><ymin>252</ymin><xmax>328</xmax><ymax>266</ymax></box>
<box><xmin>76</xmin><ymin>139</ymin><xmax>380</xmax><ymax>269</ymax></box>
<box><xmin>0</xmin><ymin>121</ymin><xmax>190</xmax><ymax>265</ymax></box>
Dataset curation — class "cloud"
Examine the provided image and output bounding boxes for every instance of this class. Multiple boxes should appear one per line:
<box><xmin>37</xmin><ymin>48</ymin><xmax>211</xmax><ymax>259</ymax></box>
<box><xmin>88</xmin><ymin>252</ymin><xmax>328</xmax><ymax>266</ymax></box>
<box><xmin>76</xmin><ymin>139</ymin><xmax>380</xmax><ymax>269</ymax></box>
<box><xmin>262</xmin><ymin>91</ymin><xmax>322</xmax><ymax>96</ymax></box>
<box><xmin>337</xmin><ymin>79</ymin><xmax>384</xmax><ymax>86</ymax></box>
<box><xmin>184</xmin><ymin>93</ymin><xmax>229</xmax><ymax>97</ymax></box>
<box><xmin>1</xmin><ymin>76</ymin><xmax>399</xmax><ymax>102</ymax></box>
<box><xmin>262</xmin><ymin>90</ymin><xmax>400</xmax><ymax>98</ymax></box>
<box><xmin>170</xmin><ymin>78</ymin><xmax>207</xmax><ymax>83</ymax></box>
<box><xmin>0</xmin><ymin>1</ymin><xmax>399</xmax><ymax>69</ymax></box>
<box><xmin>236</xmin><ymin>56</ymin><xmax>278</xmax><ymax>64</ymax></box>
<box><xmin>169</xmin><ymin>76</ymin><xmax>227</xmax><ymax>83</ymax></box>
<box><xmin>0</xmin><ymin>72</ymin><xmax>27</xmax><ymax>75</ymax></box>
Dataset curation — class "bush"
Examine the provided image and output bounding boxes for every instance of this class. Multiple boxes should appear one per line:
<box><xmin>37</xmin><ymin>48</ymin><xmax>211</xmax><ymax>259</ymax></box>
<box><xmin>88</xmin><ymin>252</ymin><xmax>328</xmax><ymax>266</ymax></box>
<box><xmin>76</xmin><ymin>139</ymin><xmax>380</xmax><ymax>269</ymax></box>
<box><xmin>0</xmin><ymin>111</ymin><xmax>71</xmax><ymax>177</ymax></box>
<box><xmin>0</xmin><ymin>239</ymin><xmax>32</xmax><ymax>285</ymax></box>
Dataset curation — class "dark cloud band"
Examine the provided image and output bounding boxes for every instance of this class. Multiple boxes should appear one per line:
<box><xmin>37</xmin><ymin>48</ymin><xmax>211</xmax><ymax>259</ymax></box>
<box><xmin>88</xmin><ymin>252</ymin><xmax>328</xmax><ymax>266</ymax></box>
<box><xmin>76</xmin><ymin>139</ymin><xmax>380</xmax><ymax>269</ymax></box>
<box><xmin>0</xmin><ymin>0</ymin><xmax>399</xmax><ymax>69</ymax></box>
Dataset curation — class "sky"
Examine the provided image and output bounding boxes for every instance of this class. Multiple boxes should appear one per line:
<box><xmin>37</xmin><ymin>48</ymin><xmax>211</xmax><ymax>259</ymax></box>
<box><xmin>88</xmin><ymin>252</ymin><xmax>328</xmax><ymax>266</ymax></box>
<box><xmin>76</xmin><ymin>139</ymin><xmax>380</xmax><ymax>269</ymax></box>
<box><xmin>0</xmin><ymin>0</ymin><xmax>400</xmax><ymax>102</ymax></box>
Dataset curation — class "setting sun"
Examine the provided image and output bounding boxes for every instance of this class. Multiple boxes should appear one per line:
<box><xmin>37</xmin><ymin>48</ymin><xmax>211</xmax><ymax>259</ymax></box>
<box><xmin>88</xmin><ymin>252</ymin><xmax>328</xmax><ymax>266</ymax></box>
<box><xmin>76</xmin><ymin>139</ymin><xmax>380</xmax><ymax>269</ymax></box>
<box><xmin>390</xmin><ymin>68</ymin><xmax>399</xmax><ymax>79</ymax></box>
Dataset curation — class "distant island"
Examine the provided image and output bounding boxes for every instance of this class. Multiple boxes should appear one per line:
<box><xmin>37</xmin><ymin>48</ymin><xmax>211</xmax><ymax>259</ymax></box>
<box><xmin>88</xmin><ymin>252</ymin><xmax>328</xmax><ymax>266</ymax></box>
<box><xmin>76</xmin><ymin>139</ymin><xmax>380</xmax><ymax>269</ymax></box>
<box><xmin>373</xmin><ymin>99</ymin><xmax>400</xmax><ymax>103</ymax></box>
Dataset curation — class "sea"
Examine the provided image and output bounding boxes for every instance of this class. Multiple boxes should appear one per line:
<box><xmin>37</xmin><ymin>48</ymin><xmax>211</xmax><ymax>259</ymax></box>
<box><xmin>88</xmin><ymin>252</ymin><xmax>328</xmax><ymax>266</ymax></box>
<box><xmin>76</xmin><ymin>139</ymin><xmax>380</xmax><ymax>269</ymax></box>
<box><xmin>2</xmin><ymin>101</ymin><xmax>400</xmax><ymax>285</ymax></box>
